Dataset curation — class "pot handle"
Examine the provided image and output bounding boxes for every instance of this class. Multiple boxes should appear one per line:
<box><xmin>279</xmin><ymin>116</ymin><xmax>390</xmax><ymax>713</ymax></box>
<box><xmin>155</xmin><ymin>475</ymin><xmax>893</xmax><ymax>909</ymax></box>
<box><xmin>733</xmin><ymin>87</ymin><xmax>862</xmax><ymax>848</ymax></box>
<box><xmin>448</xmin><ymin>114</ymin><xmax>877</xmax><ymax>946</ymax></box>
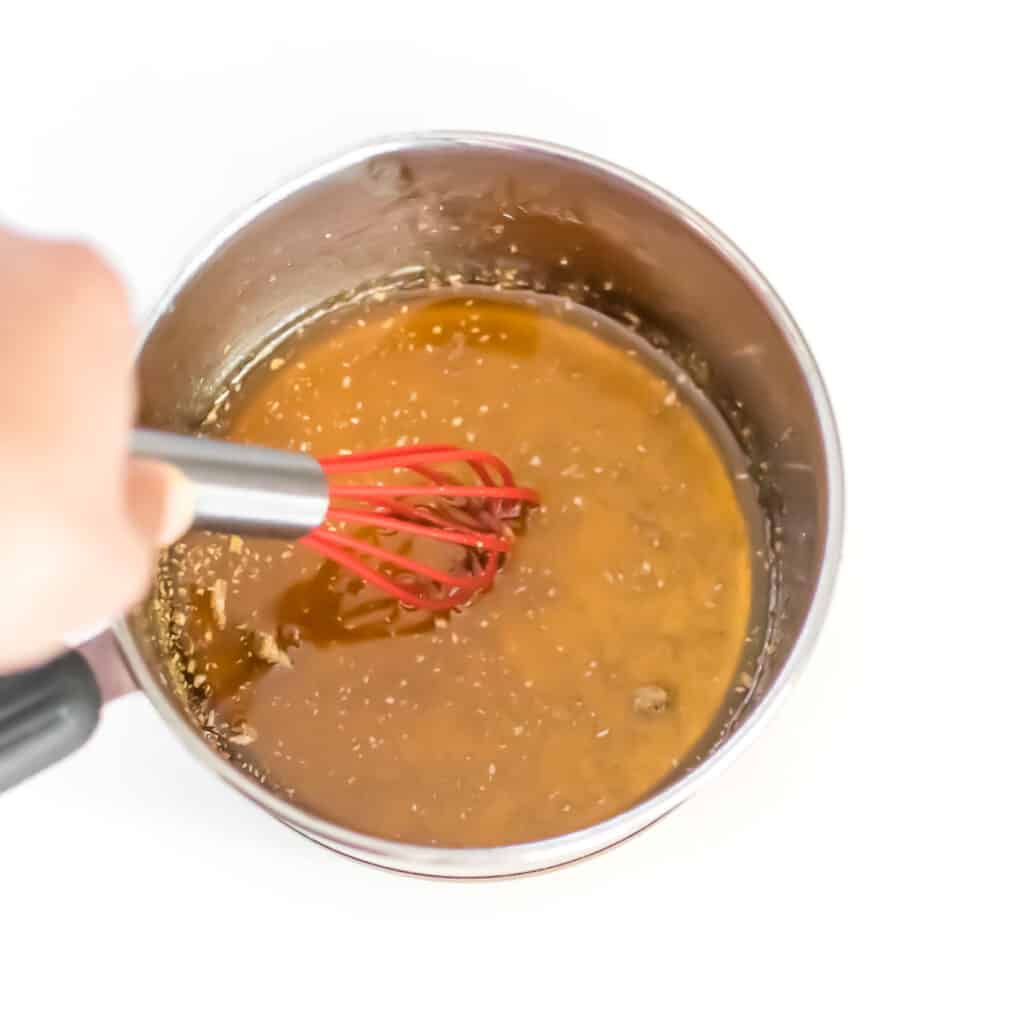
<box><xmin>0</xmin><ymin>651</ymin><xmax>102</xmax><ymax>795</ymax></box>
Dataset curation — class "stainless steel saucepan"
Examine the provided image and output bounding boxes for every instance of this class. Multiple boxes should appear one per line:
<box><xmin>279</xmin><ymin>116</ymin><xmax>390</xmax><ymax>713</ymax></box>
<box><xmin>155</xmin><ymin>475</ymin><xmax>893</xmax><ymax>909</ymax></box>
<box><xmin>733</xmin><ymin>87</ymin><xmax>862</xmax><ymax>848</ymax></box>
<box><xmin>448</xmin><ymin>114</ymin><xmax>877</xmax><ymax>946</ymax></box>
<box><xmin>0</xmin><ymin>132</ymin><xmax>843</xmax><ymax>877</ymax></box>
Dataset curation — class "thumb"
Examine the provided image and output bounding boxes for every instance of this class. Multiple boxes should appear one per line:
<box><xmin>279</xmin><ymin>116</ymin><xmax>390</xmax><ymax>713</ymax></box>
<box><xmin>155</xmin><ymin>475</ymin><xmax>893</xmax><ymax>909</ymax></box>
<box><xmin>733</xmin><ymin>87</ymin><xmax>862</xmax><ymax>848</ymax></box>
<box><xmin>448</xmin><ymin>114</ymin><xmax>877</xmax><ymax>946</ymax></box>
<box><xmin>124</xmin><ymin>459</ymin><xmax>195</xmax><ymax>548</ymax></box>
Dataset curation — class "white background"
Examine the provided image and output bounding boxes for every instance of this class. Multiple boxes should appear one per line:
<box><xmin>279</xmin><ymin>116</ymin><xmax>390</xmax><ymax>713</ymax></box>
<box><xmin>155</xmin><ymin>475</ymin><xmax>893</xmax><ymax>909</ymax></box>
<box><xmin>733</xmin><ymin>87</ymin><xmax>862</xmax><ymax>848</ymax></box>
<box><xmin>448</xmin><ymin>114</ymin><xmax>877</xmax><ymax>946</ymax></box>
<box><xmin>2</xmin><ymin>2</ymin><xmax>1020</xmax><ymax>1020</ymax></box>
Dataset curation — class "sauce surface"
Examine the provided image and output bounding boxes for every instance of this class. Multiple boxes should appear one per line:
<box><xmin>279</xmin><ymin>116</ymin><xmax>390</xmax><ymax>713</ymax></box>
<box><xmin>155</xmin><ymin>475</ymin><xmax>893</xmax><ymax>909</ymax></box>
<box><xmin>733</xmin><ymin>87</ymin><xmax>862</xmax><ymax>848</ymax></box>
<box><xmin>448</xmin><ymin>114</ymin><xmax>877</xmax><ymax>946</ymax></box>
<box><xmin>158</xmin><ymin>291</ymin><xmax>753</xmax><ymax>846</ymax></box>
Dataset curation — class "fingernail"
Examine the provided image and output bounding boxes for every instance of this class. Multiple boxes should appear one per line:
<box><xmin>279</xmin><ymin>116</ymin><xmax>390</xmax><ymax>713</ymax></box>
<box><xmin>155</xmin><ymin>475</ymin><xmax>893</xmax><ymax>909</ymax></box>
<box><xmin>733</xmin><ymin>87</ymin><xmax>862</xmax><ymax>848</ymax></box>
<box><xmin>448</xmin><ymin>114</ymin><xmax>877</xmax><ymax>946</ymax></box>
<box><xmin>158</xmin><ymin>466</ymin><xmax>195</xmax><ymax>546</ymax></box>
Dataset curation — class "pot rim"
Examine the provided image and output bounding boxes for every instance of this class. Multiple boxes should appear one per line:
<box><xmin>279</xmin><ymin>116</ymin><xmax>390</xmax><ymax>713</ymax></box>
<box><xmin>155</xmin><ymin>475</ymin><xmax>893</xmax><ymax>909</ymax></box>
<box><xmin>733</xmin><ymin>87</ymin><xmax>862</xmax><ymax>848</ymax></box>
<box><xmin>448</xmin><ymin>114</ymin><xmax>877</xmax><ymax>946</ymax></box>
<box><xmin>113</xmin><ymin>130</ymin><xmax>845</xmax><ymax>877</ymax></box>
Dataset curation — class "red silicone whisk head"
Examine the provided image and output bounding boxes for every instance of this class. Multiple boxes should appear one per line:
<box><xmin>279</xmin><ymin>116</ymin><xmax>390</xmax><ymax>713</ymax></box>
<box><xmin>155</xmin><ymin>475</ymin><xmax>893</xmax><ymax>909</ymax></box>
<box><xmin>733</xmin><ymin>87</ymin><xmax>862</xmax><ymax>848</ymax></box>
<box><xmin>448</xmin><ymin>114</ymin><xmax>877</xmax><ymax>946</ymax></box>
<box><xmin>299</xmin><ymin>444</ymin><xmax>539</xmax><ymax>611</ymax></box>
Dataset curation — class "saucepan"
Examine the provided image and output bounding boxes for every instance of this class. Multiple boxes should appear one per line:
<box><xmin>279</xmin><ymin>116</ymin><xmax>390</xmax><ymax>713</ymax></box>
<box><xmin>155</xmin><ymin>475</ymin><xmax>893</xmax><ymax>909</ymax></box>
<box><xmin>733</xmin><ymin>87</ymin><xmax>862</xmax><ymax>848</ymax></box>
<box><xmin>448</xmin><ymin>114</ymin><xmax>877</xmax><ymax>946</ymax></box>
<box><xmin>0</xmin><ymin>132</ymin><xmax>843</xmax><ymax>877</ymax></box>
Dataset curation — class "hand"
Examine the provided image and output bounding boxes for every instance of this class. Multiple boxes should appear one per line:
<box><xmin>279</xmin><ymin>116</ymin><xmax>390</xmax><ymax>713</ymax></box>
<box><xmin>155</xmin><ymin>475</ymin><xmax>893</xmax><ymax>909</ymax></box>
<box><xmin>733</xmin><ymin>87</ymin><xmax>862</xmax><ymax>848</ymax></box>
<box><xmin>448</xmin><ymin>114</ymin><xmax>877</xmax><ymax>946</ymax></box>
<box><xmin>0</xmin><ymin>226</ymin><xmax>193</xmax><ymax>673</ymax></box>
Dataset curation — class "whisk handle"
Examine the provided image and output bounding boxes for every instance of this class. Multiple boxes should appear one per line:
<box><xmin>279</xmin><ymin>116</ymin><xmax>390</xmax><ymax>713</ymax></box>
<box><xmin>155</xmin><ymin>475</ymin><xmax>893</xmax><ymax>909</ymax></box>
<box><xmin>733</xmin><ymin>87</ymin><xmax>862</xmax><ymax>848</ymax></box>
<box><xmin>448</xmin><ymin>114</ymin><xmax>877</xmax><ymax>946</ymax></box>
<box><xmin>131</xmin><ymin>429</ymin><xmax>329</xmax><ymax>539</ymax></box>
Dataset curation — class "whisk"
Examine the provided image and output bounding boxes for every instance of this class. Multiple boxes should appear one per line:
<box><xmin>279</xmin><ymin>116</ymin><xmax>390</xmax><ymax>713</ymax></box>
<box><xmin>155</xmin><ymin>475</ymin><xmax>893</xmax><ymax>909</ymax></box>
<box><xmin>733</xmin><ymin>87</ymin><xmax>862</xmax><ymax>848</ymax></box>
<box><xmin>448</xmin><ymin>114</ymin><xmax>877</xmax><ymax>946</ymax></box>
<box><xmin>132</xmin><ymin>430</ymin><xmax>539</xmax><ymax>610</ymax></box>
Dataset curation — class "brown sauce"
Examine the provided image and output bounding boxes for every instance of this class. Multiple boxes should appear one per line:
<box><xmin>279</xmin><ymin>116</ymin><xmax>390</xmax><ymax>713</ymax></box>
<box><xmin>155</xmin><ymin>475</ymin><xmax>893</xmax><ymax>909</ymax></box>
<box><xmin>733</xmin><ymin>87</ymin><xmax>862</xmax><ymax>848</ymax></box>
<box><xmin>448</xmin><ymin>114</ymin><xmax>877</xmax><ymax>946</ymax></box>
<box><xmin>158</xmin><ymin>291</ymin><xmax>754</xmax><ymax>846</ymax></box>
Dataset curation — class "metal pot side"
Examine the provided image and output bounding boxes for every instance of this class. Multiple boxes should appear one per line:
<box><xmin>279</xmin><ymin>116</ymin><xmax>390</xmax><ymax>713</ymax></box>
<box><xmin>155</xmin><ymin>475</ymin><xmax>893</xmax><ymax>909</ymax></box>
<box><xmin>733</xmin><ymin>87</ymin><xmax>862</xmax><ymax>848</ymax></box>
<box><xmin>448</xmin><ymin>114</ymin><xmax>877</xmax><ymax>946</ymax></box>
<box><xmin>114</xmin><ymin>132</ymin><xmax>843</xmax><ymax>878</ymax></box>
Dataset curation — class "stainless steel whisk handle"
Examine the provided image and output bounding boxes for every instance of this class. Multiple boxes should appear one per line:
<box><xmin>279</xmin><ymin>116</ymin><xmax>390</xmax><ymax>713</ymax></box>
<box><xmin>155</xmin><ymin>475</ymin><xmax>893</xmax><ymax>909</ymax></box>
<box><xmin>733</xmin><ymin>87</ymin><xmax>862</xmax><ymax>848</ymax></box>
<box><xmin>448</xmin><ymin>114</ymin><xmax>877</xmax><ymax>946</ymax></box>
<box><xmin>131</xmin><ymin>429</ymin><xmax>329</xmax><ymax>539</ymax></box>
